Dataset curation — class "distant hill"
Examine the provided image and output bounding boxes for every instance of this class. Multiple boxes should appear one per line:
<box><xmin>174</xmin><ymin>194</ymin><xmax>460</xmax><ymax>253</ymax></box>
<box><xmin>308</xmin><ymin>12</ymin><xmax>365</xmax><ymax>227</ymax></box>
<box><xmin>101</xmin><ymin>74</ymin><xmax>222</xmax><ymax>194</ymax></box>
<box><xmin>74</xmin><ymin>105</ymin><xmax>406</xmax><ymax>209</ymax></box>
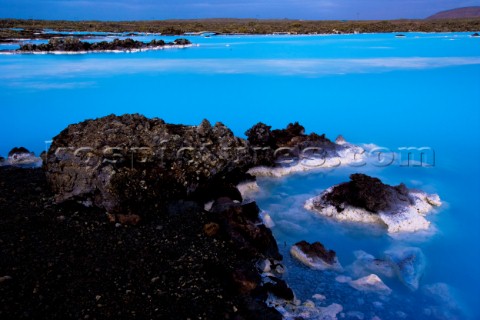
<box><xmin>427</xmin><ymin>6</ymin><xmax>480</xmax><ymax>19</ymax></box>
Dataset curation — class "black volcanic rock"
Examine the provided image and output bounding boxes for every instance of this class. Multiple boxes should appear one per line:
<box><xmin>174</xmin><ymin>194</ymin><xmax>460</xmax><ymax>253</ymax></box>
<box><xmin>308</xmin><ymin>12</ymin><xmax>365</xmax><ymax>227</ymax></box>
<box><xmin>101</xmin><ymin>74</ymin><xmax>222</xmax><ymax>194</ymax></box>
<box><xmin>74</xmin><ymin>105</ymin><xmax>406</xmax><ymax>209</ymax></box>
<box><xmin>46</xmin><ymin>115</ymin><xmax>340</xmax><ymax>216</ymax></box>
<box><xmin>322</xmin><ymin>173</ymin><xmax>410</xmax><ymax>214</ymax></box>
<box><xmin>18</xmin><ymin>37</ymin><xmax>191</xmax><ymax>53</ymax></box>
<box><xmin>0</xmin><ymin>167</ymin><xmax>282</xmax><ymax>319</ymax></box>
<box><xmin>245</xmin><ymin>121</ymin><xmax>338</xmax><ymax>166</ymax></box>
<box><xmin>245</xmin><ymin>122</ymin><xmax>276</xmax><ymax>148</ymax></box>
<box><xmin>5</xmin><ymin>147</ymin><xmax>41</xmax><ymax>168</ymax></box>
<box><xmin>173</xmin><ymin>38</ymin><xmax>191</xmax><ymax>45</ymax></box>
<box><xmin>293</xmin><ymin>240</ymin><xmax>337</xmax><ymax>265</ymax></box>
<box><xmin>262</xmin><ymin>276</ymin><xmax>294</xmax><ymax>300</ymax></box>
<box><xmin>246</xmin><ymin>121</ymin><xmax>336</xmax><ymax>149</ymax></box>
<box><xmin>8</xmin><ymin>146</ymin><xmax>31</xmax><ymax>158</ymax></box>
<box><xmin>211</xmin><ymin>199</ymin><xmax>282</xmax><ymax>261</ymax></box>
<box><xmin>44</xmin><ymin>114</ymin><xmax>254</xmax><ymax>215</ymax></box>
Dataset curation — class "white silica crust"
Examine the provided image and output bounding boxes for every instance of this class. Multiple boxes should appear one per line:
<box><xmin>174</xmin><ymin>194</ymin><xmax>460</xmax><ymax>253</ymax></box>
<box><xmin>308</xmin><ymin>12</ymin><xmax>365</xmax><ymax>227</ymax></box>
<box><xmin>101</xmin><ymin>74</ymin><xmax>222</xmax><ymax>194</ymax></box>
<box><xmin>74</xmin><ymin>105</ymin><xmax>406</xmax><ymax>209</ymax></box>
<box><xmin>348</xmin><ymin>274</ymin><xmax>392</xmax><ymax>295</ymax></box>
<box><xmin>2</xmin><ymin>153</ymin><xmax>42</xmax><ymax>168</ymax></box>
<box><xmin>6</xmin><ymin>44</ymin><xmax>196</xmax><ymax>55</ymax></box>
<box><xmin>259</xmin><ymin>211</ymin><xmax>276</xmax><ymax>228</ymax></box>
<box><xmin>266</xmin><ymin>293</ymin><xmax>344</xmax><ymax>320</ymax></box>
<box><xmin>247</xmin><ymin>141</ymin><xmax>367</xmax><ymax>178</ymax></box>
<box><xmin>290</xmin><ymin>245</ymin><xmax>343</xmax><ymax>272</ymax></box>
<box><xmin>236</xmin><ymin>180</ymin><xmax>260</xmax><ymax>199</ymax></box>
<box><xmin>305</xmin><ymin>187</ymin><xmax>442</xmax><ymax>233</ymax></box>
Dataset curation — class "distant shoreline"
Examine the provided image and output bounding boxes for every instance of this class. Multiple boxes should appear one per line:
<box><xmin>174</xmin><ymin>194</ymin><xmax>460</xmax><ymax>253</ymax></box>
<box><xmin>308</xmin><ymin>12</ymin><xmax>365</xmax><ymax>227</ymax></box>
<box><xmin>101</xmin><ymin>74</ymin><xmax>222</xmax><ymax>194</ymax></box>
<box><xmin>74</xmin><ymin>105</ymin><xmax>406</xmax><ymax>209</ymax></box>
<box><xmin>1</xmin><ymin>18</ymin><xmax>479</xmax><ymax>41</ymax></box>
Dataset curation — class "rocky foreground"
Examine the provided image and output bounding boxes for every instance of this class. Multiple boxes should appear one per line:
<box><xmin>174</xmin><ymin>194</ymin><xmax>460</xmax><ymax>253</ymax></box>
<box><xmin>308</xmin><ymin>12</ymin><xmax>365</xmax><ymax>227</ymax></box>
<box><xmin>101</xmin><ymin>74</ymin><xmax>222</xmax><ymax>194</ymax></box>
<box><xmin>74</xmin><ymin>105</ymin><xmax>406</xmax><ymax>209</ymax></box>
<box><xmin>4</xmin><ymin>114</ymin><xmax>348</xmax><ymax>319</ymax></box>
<box><xmin>0</xmin><ymin>165</ymin><xmax>293</xmax><ymax>319</ymax></box>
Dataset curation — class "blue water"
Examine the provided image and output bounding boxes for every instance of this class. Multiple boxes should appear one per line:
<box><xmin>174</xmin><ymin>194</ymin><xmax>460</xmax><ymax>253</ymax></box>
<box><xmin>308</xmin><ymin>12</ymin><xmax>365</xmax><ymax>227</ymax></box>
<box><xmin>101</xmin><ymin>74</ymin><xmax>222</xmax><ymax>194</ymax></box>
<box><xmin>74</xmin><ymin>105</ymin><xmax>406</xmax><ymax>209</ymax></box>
<box><xmin>0</xmin><ymin>33</ymin><xmax>479</xmax><ymax>318</ymax></box>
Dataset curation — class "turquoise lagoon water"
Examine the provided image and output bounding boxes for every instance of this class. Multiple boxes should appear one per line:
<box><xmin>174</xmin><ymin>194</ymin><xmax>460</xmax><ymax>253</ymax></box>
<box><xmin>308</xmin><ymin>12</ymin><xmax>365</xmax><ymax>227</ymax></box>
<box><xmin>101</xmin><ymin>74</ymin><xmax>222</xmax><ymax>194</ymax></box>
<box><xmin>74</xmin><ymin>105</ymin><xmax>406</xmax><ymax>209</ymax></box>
<box><xmin>1</xmin><ymin>33</ymin><xmax>480</xmax><ymax>319</ymax></box>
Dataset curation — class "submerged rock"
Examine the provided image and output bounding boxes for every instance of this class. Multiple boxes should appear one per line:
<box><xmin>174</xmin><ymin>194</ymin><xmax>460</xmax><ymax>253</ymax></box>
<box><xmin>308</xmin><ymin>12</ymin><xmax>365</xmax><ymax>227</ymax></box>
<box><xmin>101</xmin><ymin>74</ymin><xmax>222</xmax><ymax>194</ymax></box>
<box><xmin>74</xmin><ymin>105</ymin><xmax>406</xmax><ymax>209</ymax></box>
<box><xmin>348</xmin><ymin>248</ymin><xmax>424</xmax><ymax>291</ymax></box>
<box><xmin>348</xmin><ymin>250</ymin><xmax>395</xmax><ymax>278</ymax></box>
<box><xmin>335</xmin><ymin>275</ymin><xmax>352</xmax><ymax>283</ymax></box>
<box><xmin>44</xmin><ymin>114</ymin><xmax>254</xmax><ymax>215</ymax></box>
<box><xmin>349</xmin><ymin>274</ymin><xmax>392</xmax><ymax>295</ymax></box>
<box><xmin>385</xmin><ymin>247</ymin><xmax>425</xmax><ymax>291</ymax></box>
<box><xmin>347</xmin><ymin>311</ymin><xmax>365</xmax><ymax>320</ymax></box>
<box><xmin>422</xmin><ymin>283</ymin><xmax>465</xmax><ymax>320</ymax></box>
<box><xmin>267</xmin><ymin>295</ymin><xmax>344</xmax><ymax>320</ymax></box>
<box><xmin>305</xmin><ymin>173</ymin><xmax>442</xmax><ymax>233</ymax></box>
<box><xmin>290</xmin><ymin>240</ymin><xmax>343</xmax><ymax>271</ymax></box>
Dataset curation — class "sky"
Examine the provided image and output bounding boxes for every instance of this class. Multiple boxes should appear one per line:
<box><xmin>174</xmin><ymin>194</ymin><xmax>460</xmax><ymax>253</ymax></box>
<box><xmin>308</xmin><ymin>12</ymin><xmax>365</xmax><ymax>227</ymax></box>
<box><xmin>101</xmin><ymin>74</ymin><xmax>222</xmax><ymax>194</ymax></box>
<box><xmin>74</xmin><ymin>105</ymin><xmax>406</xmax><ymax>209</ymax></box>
<box><xmin>0</xmin><ymin>0</ymin><xmax>479</xmax><ymax>20</ymax></box>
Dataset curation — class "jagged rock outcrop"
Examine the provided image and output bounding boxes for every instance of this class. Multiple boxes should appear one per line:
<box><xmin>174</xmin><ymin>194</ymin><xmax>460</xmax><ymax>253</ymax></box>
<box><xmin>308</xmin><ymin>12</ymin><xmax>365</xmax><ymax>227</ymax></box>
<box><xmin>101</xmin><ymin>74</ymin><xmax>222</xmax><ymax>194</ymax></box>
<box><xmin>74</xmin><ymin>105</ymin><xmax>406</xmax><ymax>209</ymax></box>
<box><xmin>44</xmin><ymin>114</ymin><xmax>253</xmax><ymax>215</ymax></box>
<box><xmin>211</xmin><ymin>199</ymin><xmax>282</xmax><ymax>261</ymax></box>
<box><xmin>245</xmin><ymin>122</ymin><xmax>366</xmax><ymax>176</ymax></box>
<box><xmin>305</xmin><ymin>173</ymin><xmax>442</xmax><ymax>233</ymax></box>
<box><xmin>290</xmin><ymin>240</ymin><xmax>343</xmax><ymax>271</ymax></box>
<box><xmin>43</xmin><ymin>114</ymin><xmax>293</xmax><ymax>317</ymax></box>
<box><xmin>322</xmin><ymin>173</ymin><xmax>410</xmax><ymax>213</ymax></box>
<box><xmin>208</xmin><ymin>196</ymin><xmax>292</xmax><ymax>317</ymax></box>
<box><xmin>245</xmin><ymin>122</ymin><xmax>337</xmax><ymax>166</ymax></box>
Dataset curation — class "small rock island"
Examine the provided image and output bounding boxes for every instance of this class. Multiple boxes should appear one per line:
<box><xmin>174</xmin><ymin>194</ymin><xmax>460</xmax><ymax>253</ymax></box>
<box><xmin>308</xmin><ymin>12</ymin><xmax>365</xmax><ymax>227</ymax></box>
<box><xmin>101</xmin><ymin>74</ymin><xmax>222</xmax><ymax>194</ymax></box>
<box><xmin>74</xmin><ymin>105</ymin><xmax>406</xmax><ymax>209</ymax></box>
<box><xmin>305</xmin><ymin>173</ymin><xmax>442</xmax><ymax>233</ymax></box>
<box><xmin>290</xmin><ymin>240</ymin><xmax>343</xmax><ymax>271</ymax></box>
<box><xmin>17</xmin><ymin>37</ymin><xmax>192</xmax><ymax>53</ymax></box>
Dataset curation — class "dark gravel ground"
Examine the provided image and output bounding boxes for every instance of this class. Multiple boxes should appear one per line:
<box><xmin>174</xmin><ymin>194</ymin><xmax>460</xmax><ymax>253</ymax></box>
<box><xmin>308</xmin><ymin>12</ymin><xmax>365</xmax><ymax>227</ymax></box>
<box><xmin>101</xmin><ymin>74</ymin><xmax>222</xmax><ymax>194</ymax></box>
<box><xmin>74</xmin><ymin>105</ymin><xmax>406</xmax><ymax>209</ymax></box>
<box><xmin>0</xmin><ymin>167</ymin><xmax>279</xmax><ymax>320</ymax></box>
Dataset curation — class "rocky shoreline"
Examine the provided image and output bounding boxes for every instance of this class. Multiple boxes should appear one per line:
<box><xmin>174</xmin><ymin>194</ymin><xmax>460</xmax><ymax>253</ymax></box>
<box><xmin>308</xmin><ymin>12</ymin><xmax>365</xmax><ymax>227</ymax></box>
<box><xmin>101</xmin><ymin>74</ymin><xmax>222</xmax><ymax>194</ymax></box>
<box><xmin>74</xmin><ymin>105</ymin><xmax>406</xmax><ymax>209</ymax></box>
<box><xmin>2</xmin><ymin>115</ymin><xmax>341</xmax><ymax>319</ymax></box>
<box><xmin>0</xmin><ymin>114</ymin><xmax>447</xmax><ymax>319</ymax></box>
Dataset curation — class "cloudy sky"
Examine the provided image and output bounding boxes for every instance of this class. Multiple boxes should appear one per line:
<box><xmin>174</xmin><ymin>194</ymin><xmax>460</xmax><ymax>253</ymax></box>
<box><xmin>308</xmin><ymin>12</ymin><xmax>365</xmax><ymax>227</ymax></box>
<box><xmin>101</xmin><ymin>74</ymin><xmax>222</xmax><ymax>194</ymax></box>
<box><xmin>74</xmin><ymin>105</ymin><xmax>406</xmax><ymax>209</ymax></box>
<box><xmin>1</xmin><ymin>0</ymin><xmax>479</xmax><ymax>20</ymax></box>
